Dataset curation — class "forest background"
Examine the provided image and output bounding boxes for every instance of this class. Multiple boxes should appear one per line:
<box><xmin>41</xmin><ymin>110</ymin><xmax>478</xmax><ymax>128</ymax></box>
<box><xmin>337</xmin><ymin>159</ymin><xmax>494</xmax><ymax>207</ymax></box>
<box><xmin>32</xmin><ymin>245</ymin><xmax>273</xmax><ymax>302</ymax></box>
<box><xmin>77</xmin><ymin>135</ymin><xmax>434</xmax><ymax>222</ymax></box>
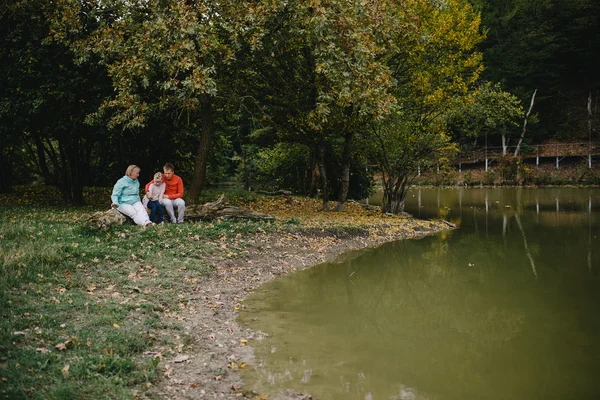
<box><xmin>1</xmin><ymin>0</ymin><xmax>599</xmax><ymax>213</ymax></box>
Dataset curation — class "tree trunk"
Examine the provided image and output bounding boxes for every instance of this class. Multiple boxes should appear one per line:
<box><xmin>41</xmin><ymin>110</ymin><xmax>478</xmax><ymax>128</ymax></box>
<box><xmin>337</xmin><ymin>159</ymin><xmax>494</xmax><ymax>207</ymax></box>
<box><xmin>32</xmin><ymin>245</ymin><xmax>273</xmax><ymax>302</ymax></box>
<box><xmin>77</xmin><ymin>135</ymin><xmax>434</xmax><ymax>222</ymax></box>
<box><xmin>68</xmin><ymin>137</ymin><xmax>84</xmax><ymax>205</ymax></box>
<box><xmin>57</xmin><ymin>135</ymin><xmax>84</xmax><ymax>206</ymax></box>
<box><xmin>335</xmin><ymin>131</ymin><xmax>354</xmax><ymax>212</ymax></box>
<box><xmin>0</xmin><ymin>133</ymin><xmax>13</xmax><ymax>193</ymax></box>
<box><xmin>514</xmin><ymin>89</ymin><xmax>537</xmax><ymax>157</ymax></box>
<box><xmin>317</xmin><ymin>144</ymin><xmax>329</xmax><ymax>211</ymax></box>
<box><xmin>188</xmin><ymin>96</ymin><xmax>213</xmax><ymax>203</ymax></box>
<box><xmin>309</xmin><ymin>160</ymin><xmax>319</xmax><ymax>198</ymax></box>
<box><xmin>34</xmin><ymin>135</ymin><xmax>53</xmax><ymax>185</ymax></box>
<box><xmin>381</xmin><ymin>174</ymin><xmax>409</xmax><ymax>214</ymax></box>
<box><xmin>588</xmin><ymin>92</ymin><xmax>593</xmax><ymax>168</ymax></box>
<box><xmin>308</xmin><ymin>147</ymin><xmax>319</xmax><ymax>198</ymax></box>
<box><xmin>501</xmin><ymin>125</ymin><xmax>509</xmax><ymax>155</ymax></box>
<box><xmin>386</xmin><ymin>196</ymin><xmax>405</xmax><ymax>214</ymax></box>
<box><xmin>240</xmin><ymin>144</ymin><xmax>251</xmax><ymax>191</ymax></box>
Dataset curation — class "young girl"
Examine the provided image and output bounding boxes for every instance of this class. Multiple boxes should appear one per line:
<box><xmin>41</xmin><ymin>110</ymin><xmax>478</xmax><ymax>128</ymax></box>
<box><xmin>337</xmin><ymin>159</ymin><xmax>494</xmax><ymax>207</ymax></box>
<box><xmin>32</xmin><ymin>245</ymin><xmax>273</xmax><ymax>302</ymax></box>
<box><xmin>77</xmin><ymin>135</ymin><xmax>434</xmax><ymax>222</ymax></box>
<box><xmin>145</xmin><ymin>172</ymin><xmax>166</xmax><ymax>223</ymax></box>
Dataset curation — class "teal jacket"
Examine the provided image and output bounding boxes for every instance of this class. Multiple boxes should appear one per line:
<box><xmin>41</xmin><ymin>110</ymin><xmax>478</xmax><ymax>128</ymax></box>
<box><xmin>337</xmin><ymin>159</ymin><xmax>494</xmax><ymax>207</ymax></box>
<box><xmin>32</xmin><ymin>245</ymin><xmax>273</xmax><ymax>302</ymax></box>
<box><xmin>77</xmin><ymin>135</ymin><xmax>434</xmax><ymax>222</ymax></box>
<box><xmin>111</xmin><ymin>175</ymin><xmax>141</xmax><ymax>206</ymax></box>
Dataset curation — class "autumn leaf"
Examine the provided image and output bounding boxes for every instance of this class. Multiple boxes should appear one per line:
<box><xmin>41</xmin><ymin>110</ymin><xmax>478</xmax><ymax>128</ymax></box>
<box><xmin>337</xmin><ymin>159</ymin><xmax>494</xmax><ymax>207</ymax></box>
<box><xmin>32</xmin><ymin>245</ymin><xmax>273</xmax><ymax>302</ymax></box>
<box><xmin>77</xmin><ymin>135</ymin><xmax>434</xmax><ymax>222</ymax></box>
<box><xmin>61</xmin><ymin>364</ymin><xmax>70</xmax><ymax>377</ymax></box>
<box><xmin>173</xmin><ymin>355</ymin><xmax>189</xmax><ymax>363</ymax></box>
<box><xmin>55</xmin><ymin>342</ymin><xmax>68</xmax><ymax>351</ymax></box>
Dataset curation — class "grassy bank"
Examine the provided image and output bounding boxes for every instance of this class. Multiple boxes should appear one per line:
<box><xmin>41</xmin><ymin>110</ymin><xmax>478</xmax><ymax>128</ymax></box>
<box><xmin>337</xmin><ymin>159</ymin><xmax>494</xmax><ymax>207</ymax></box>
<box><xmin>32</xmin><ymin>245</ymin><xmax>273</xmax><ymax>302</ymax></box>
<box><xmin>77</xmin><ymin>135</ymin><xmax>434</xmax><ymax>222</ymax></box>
<box><xmin>0</xmin><ymin>189</ymin><xmax>284</xmax><ymax>399</ymax></box>
<box><xmin>0</xmin><ymin>186</ymin><xmax>444</xmax><ymax>399</ymax></box>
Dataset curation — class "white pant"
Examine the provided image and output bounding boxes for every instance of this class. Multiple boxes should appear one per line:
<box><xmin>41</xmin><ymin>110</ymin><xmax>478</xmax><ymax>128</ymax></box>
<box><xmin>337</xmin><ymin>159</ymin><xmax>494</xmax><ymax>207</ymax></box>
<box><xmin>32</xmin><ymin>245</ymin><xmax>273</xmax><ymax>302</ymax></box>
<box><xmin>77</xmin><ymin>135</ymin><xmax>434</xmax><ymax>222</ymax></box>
<box><xmin>117</xmin><ymin>202</ymin><xmax>150</xmax><ymax>226</ymax></box>
<box><xmin>161</xmin><ymin>198</ymin><xmax>185</xmax><ymax>223</ymax></box>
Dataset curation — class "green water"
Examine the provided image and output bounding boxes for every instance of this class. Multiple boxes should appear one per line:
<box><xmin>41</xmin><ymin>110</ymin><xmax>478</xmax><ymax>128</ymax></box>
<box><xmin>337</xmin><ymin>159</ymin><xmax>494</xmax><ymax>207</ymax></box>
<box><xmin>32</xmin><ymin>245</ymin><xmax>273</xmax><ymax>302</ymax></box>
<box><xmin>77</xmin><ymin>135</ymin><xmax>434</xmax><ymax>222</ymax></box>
<box><xmin>239</xmin><ymin>188</ymin><xmax>600</xmax><ymax>399</ymax></box>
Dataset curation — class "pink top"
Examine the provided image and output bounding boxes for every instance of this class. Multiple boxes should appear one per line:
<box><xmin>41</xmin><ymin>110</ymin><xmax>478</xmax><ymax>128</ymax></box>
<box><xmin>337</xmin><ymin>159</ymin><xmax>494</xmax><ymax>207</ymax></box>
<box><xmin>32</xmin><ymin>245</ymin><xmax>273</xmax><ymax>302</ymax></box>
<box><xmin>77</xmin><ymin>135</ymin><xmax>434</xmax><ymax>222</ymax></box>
<box><xmin>148</xmin><ymin>182</ymin><xmax>166</xmax><ymax>202</ymax></box>
<box><xmin>143</xmin><ymin>182</ymin><xmax>165</xmax><ymax>208</ymax></box>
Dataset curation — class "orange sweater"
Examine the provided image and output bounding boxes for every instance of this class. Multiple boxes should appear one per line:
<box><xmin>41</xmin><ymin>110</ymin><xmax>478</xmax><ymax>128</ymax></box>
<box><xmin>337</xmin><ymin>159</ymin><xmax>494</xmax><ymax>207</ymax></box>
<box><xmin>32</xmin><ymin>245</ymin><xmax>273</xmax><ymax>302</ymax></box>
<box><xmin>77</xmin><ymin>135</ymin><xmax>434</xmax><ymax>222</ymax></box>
<box><xmin>145</xmin><ymin>174</ymin><xmax>184</xmax><ymax>199</ymax></box>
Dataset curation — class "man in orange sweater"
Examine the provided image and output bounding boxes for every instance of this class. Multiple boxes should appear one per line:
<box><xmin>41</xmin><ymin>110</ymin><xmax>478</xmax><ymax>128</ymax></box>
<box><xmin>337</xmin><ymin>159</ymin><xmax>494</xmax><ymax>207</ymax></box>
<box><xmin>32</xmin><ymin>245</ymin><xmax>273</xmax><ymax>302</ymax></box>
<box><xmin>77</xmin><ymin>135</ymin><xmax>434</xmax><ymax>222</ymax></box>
<box><xmin>145</xmin><ymin>163</ymin><xmax>185</xmax><ymax>223</ymax></box>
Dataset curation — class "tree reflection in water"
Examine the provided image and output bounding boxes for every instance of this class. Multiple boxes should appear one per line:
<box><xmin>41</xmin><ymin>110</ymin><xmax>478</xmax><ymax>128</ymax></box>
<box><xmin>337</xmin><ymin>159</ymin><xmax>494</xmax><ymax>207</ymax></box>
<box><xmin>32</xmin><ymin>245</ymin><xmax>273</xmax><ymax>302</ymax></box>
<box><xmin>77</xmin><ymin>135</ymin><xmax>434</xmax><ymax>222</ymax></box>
<box><xmin>240</xmin><ymin>188</ymin><xmax>600</xmax><ymax>400</ymax></box>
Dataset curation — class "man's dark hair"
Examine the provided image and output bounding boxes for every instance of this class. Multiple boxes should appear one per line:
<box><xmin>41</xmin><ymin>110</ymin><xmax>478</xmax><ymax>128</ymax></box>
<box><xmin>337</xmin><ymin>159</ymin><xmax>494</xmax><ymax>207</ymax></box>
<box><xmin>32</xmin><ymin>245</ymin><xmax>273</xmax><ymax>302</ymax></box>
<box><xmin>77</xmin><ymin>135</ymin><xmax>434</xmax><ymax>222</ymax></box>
<box><xmin>163</xmin><ymin>163</ymin><xmax>175</xmax><ymax>171</ymax></box>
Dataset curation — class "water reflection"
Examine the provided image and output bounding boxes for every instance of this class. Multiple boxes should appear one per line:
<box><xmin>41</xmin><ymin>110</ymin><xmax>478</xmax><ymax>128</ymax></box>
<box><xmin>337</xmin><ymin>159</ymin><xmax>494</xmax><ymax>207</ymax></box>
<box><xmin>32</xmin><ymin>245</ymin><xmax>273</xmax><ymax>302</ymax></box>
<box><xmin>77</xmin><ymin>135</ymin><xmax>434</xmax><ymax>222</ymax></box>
<box><xmin>240</xmin><ymin>188</ymin><xmax>600</xmax><ymax>400</ymax></box>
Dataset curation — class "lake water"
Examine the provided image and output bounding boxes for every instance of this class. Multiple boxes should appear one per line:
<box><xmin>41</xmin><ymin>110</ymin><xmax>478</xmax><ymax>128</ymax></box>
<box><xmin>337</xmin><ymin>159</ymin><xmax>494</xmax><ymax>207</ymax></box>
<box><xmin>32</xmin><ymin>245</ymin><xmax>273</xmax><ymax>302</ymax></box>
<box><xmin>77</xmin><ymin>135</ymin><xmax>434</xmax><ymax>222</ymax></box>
<box><xmin>239</xmin><ymin>188</ymin><xmax>600</xmax><ymax>400</ymax></box>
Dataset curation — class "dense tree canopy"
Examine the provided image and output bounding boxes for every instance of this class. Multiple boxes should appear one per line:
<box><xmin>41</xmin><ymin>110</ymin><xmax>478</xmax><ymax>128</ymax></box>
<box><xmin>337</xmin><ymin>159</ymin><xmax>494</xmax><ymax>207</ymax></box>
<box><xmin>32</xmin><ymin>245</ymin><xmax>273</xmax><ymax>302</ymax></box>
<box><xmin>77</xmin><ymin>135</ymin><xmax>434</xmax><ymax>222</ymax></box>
<box><xmin>473</xmin><ymin>0</ymin><xmax>600</xmax><ymax>141</ymax></box>
<box><xmin>1</xmin><ymin>0</ymin><xmax>598</xmax><ymax>209</ymax></box>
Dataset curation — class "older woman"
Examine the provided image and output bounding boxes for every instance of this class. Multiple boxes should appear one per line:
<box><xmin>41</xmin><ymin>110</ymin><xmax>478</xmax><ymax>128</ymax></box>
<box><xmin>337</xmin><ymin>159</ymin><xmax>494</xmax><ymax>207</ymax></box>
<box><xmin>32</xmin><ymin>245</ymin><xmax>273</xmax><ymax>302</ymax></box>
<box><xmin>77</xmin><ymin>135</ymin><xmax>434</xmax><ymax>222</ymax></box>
<box><xmin>111</xmin><ymin>165</ymin><xmax>153</xmax><ymax>227</ymax></box>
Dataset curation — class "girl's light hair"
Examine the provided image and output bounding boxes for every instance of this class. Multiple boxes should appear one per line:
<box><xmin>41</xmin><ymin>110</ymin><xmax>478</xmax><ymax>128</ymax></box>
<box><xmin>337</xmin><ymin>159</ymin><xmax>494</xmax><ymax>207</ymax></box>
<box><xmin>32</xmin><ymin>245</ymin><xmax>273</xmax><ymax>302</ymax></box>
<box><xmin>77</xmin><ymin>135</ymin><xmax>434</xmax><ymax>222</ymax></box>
<box><xmin>154</xmin><ymin>172</ymin><xmax>163</xmax><ymax>181</ymax></box>
<box><xmin>125</xmin><ymin>165</ymin><xmax>139</xmax><ymax>177</ymax></box>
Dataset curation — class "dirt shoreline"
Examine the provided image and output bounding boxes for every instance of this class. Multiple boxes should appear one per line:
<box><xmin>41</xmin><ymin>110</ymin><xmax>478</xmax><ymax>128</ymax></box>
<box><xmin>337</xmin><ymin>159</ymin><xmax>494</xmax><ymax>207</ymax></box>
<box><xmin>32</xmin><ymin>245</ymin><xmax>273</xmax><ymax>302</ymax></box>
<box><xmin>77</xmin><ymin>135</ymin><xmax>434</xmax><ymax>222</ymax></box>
<box><xmin>147</xmin><ymin>217</ymin><xmax>452</xmax><ymax>400</ymax></box>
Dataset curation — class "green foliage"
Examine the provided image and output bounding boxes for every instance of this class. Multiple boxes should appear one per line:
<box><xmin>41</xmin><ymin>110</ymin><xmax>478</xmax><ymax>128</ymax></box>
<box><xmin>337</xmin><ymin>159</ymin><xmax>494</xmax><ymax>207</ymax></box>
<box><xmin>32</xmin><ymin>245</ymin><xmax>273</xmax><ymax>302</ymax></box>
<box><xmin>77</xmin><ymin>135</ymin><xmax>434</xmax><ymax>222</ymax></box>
<box><xmin>326</xmin><ymin>150</ymin><xmax>376</xmax><ymax>201</ymax></box>
<box><xmin>52</xmin><ymin>0</ymin><xmax>265</xmax><ymax>130</ymax></box>
<box><xmin>369</xmin><ymin>113</ymin><xmax>458</xmax><ymax>212</ymax></box>
<box><xmin>0</xmin><ymin>0</ymin><xmax>112</xmax><ymax>203</ymax></box>
<box><xmin>448</xmin><ymin>83</ymin><xmax>525</xmax><ymax>146</ymax></box>
<box><xmin>475</xmin><ymin>0</ymin><xmax>600</xmax><ymax>140</ymax></box>
<box><xmin>205</xmin><ymin>132</ymin><xmax>236</xmax><ymax>186</ymax></box>
<box><xmin>253</xmin><ymin>143</ymin><xmax>311</xmax><ymax>192</ymax></box>
<box><xmin>362</xmin><ymin>0</ymin><xmax>485</xmax><ymax>213</ymax></box>
<box><xmin>494</xmin><ymin>157</ymin><xmax>532</xmax><ymax>185</ymax></box>
<box><xmin>4</xmin><ymin>0</ymin><xmax>594</xmax><ymax>210</ymax></box>
<box><xmin>243</xmin><ymin>141</ymin><xmax>375</xmax><ymax>200</ymax></box>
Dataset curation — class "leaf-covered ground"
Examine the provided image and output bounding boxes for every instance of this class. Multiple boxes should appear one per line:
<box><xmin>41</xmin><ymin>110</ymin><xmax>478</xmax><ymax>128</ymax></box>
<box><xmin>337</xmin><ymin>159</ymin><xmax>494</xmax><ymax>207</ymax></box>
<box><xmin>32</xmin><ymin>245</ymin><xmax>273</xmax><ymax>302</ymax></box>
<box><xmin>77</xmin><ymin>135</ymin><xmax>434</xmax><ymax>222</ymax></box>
<box><xmin>0</xmin><ymin>186</ymin><xmax>451</xmax><ymax>399</ymax></box>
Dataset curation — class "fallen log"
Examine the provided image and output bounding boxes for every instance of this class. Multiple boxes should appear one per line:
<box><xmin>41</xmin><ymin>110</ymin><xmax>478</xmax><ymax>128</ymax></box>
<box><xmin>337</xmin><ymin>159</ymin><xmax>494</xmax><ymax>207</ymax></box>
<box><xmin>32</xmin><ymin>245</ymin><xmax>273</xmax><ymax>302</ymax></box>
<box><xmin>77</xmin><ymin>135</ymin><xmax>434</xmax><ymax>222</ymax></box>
<box><xmin>255</xmin><ymin>189</ymin><xmax>292</xmax><ymax>196</ymax></box>
<box><xmin>86</xmin><ymin>195</ymin><xmax>273</xmax><ymax>231</ymax></box>
<box><xmin>185</xmin><ymin>195</ymin><xmax>274</xmax><ymax>221</ymax></box>
<box><xmin>87</xmin><ymin>208</ymin><xmax>127</xmax><ymax>231</ymax></box>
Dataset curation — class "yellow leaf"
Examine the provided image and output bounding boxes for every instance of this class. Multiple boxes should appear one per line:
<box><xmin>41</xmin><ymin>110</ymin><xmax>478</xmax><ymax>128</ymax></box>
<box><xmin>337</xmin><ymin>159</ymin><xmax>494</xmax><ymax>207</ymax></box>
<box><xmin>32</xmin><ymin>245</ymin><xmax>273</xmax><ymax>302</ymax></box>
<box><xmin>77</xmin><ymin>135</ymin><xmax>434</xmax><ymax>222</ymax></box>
<box><xmin>61</xmin><ymin>364</ymin><xmax>70</xmax><ymax>377</ymax></box>
<box><xmin>113</xmin><ymin>323</ymin><xmax>120</xmax><ymax>329</ymax></box>
<box><xmin>239</xmin><ymin>339</ymin><xmax>248</xmax><ymax>345</ymax></box>
<box><xmin>239</xmin><ymin>362</ymin><xmax>247</xmax><ymax>369</ymax></box>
